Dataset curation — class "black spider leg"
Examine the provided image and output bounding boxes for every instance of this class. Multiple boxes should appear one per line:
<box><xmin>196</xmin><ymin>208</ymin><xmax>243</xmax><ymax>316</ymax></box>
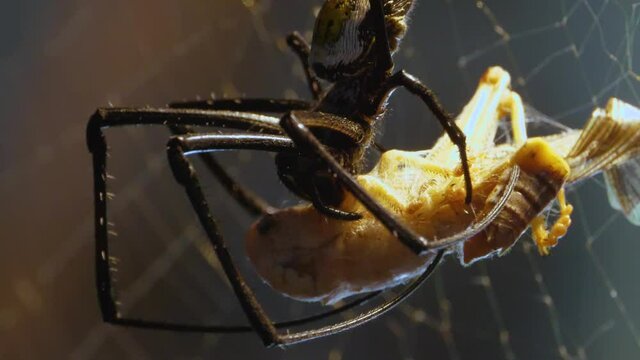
<box><xmin>166</xmin><ymin>30</ymin><xmax>325</xmax><ymax>214</ymax></box>
<box><xmin>281</xmin><ymin>113</ymin><xmax>520</xmax><ymax>255</ymax></box>
<box><xmin>167</xmin><ymin>133</ymin><xmax>294</xmax><ymax>346</ymax></box>
<box><xmin>168</xmin><ymin>99</ymin><xmax>358</xmax><ymax>220</ymax></box>
<box><xmin>310</xmin><ymin>176</ymin><xmax>363</xmax><ymax>221</ymax></box>
<box><xmin>174</xmin><ymin>126</ymin><xmax>275</xmax><ymax>215</ymax></box>
<box><xmin>168</xmin><ymin>98</ymin><xmax>312</xmax><ymax>216</ymax></box>
<box><xmin>86</xmin><ymin>109</ymin><xmax>396</xmax><ymax>342</ymax></box>
<box><xmin>283</xmin><ymin>250</ymin><xmax>444</xmax><ymax>345</ymax></box>
<box><xmin>366</xmin><ymin>0</ymin><xmax>473</xmax><ymax>203</ymax></box>
<box><xmin>385</xmin><ymin>71</ymin><xmax>473</xmax><ymax>204</ymax></box>
<box><xmin>168</xmin><ymin>106</ymin><xmax>361</xmax><ymax>221</ymax></box>
<box><xmin>168</xmin><ymin>98</ymin><xmax>312</xmax><ymax>112</ymax></box>
<box><xmin>86</xmin><ymin>108</ymin><xmax>285</xmax><ymax>330</ymax></box>
<box><xmin>286</xmin><ymin>31</ymin><xmax>323</xmax><ymax>99</ymax></box>
<box><xmin>166</xmin><ymin>133</ymin><xmax>443</xmax><ymax>346</ymax></box>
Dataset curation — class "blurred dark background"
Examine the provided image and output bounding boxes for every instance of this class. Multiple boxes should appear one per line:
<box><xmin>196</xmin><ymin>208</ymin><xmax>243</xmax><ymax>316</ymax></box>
<box><xmin>1</xmin><ymin>0</ymin><xmax>639</xmax><ymax>359</ymax></box>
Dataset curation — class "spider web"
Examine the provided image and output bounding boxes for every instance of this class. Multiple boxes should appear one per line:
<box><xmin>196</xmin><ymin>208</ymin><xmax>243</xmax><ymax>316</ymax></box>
<box><xmin>0</xmin><ymin>0</ymin><xmax>639</xmax><ymax>359</ymax></box>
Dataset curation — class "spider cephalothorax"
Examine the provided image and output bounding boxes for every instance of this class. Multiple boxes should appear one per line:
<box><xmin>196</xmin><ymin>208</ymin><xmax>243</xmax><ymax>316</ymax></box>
<box><xmin>310</xmin><ymin>0</ymin><xmax>415</xmax><ymax>81</ymax></box>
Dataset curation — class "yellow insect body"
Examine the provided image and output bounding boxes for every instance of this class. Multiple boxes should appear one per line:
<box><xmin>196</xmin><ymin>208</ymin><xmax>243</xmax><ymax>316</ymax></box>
<box><xmin>245</xmin><ymin>67</ymin><xmax>640</xmax><ymax>304</ymax></box>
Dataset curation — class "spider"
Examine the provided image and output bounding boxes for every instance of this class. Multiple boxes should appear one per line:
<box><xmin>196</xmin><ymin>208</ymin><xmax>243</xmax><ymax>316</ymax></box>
<box><xmin>86</xmin><ymin>0</ymin><xmax>516</xmax><ymax>347</ymax></box>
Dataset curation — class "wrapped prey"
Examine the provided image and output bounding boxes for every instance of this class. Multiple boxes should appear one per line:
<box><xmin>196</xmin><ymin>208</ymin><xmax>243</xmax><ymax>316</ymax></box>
<box><xmin>245</xmin><ymin>67</ymin><xmax>640</xmax><ymax>304</ymax></box>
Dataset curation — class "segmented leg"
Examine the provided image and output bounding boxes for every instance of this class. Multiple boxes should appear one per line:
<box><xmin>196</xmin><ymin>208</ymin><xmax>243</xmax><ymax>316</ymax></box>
<box><xmin>168</xmin><ymin>98</ymin><xmax>312</xmax><ymax>216</ymax></box>
<box><xmin>500</xmin><ymin>90</ymin><xmax>528</xmax><ymax>146</ymax></box>
<box><xmin>280</xmin><ymin>250</ymin><xmax>445</xmax><ymax>345</ymax></box>
<box><xmin>169</xmin><ymin>98</ymin><xmax>311</xmax><ymax>112</ymax></box>
<box><xmin>286</xmin><ymin>31</ymin><xmax>323</xmax><ymax>99</ymax></box>
<box><xmin>167</xmin><ymin>133</ymin><xmax>296</xmax><ymax>346</ymax></box>
<box><xmin>387</xmin><ymin>70</ymin><xmax>473</xmax><ymax>204</ymax></box>
<box><xmin>87</xmin><ymin>107</ymin><xmax>289</xmax><ymax>322</ymax></box>
<box><xmin>310</xmin><ymin>177</ymin><xmax>363</xmax><ymax>220</ymax></box>
<box><xmin>87</xmin><ymin>110</ymin><xmax>380</xmax><ymax>337</ymax></box>
<box><xmin>171</xmin><ymin>128</ymin><xmax>276</xmax><ymax>216</ymax></box>
<box><xmin>531</xmin><ymin>189</ymin><xmax>574</xmax><ymax>255</ymax></box>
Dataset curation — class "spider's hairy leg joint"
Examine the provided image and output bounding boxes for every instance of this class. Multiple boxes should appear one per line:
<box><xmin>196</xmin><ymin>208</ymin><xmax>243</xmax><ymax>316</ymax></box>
<box><xmin>279</xmin><ymin>113</ymin><xmax>310</xmax><ymax>152</ymax></box>
<box><xmin>286</xmin><ymin>31</ymin><xmax>307</xmax><ymax>51</ymax></box>
<box><xmin>87</xmin><ymin>109</ymin><xmax>108</xmax><ymax>154</ymax></box>
<box><xmin>166</xmin><ymin>137</ymin><xmax>196</xmax><ymax>186</ymax></box>
<box><xmin>399</xmin><ymin>232</ymin><xmax>430</xmax><ymax>255</ymax></box>
<box><xmin>279</xmin><ymin>113</ymin><xmax>302</xmax><ymax>133</ymax></box>
<box><xmin>453</xmin><ymin>125</ymin><xmax>467</xmax><ymax>144</ymax></box>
